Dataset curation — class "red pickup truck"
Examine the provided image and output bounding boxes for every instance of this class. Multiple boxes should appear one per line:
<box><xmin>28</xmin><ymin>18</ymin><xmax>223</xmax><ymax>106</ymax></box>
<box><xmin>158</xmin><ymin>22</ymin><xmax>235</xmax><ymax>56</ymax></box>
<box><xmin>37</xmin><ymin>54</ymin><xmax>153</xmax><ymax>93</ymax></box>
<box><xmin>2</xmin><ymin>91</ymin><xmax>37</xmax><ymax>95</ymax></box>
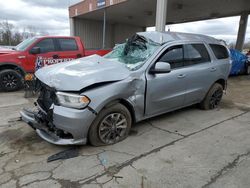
<box><xmin>0</xmin><ymin>36</ymin><xmax>110</xmax><ymax>91</ymax></box>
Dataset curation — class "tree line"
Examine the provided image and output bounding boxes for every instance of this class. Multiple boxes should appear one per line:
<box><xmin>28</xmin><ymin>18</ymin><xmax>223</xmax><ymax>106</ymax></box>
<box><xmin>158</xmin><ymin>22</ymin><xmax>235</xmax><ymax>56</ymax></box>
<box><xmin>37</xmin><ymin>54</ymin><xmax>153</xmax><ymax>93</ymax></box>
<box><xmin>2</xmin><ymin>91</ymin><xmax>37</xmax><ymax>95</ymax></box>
<box><xmin>228</xmin><ymin>41</ymin><xmax>250</xmax><ymax>50</ymax></box>
<box><xmin>0</xmin><ymin>21</ymin><xmax>49</xmax><ymax>46</ymax></box>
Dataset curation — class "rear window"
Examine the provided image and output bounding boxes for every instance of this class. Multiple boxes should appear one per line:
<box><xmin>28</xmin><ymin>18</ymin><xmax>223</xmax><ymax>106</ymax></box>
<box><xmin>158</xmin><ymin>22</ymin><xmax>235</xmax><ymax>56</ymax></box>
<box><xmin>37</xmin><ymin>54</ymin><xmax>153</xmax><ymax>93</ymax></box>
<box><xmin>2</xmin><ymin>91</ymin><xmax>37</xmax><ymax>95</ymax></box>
<box><xmin>184</xmin><ymin>44</ymin><xmax>210</xmax><ymax>65</ymax></box>
<box><xmin>209</xmin><ymin>44</ymin><xmax>229</xmax><ymax>59</ymax></box>
<box><xmin>58</xmin><ymin>38</ymin><xmax>78</xmax><ymax>51</ymax></box>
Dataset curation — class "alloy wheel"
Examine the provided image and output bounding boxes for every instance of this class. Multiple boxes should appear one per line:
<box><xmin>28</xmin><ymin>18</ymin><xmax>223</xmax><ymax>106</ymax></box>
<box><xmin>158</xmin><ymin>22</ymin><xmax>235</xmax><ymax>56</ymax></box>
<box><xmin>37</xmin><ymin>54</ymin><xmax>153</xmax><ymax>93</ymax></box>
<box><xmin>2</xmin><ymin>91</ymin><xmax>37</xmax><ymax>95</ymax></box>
<box><xmin>209</xmin><ymin>89</ymin><xmax>223</xmax><ymax>109</ymax></box>
<box><xmin>98</xmin><ymin>113</ymin><xmax>128</xmax><ymax>144</ymax></box>
<box><xmin>2</xmin><ymin>73</ymin><xmax>18</xmax><ymax>89</ymax></box>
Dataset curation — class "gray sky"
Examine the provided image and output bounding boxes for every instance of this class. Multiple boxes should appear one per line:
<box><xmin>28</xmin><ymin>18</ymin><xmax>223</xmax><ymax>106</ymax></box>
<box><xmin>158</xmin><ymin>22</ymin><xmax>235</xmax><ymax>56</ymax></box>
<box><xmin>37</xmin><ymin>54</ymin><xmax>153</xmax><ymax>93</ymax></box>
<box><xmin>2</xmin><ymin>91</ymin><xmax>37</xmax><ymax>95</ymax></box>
<box><xmin>0</xmin><ymin>0</ymin><xmax>249</xmax><ymax>44</ymax></box>
<box><xmin>0</xmin><ymin>0</ymin><xmax>81</xmax><ymax>36</ymax></box>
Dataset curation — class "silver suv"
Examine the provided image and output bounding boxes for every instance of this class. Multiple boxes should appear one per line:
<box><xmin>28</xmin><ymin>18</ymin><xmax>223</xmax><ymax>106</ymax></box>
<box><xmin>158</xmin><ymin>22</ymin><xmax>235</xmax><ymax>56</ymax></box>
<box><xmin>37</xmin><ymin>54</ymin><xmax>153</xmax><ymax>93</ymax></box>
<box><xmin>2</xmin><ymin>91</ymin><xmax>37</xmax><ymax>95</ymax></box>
<box><xmin>21</xmin><ymin>32</ymin><xmax>231</xmax><ymax>146</ymax></box>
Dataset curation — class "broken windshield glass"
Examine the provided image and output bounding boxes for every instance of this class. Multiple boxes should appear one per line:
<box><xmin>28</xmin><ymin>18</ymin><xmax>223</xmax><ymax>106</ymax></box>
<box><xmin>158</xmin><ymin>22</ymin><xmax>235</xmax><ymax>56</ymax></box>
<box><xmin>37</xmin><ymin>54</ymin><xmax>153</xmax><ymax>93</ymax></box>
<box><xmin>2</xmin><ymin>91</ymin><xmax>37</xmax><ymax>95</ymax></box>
<box><xmin>104</xmin><ymin>34</ymin><xmax>160</xmax><ymax>71</ymax></box>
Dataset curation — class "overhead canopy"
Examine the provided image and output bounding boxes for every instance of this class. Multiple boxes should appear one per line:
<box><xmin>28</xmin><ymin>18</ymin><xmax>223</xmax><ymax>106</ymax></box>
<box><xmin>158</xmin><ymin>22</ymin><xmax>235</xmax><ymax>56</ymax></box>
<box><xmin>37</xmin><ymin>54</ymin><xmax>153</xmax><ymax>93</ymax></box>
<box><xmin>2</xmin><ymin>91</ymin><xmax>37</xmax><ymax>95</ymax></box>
<box><xmin>70</xmin><ymin>0</ymin><xmax>250</xmax><ymax>27</ymax></box>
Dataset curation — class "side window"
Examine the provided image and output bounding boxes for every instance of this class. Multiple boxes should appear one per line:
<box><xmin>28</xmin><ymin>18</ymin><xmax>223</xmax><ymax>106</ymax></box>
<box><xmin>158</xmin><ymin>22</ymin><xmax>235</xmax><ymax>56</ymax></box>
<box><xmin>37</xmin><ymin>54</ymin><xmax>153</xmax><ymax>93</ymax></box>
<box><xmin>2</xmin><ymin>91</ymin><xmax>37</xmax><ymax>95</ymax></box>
<box><xmin>58</xmin><ymin>38</ymin><xmax>78</xmax><ymax>51</ymax></box>
<box><xmin>159</xmin><ymin>45</ymin><xmax>184</xmax><ymax>69</ymax></box>
<box><xmin>34</xmin><ymin>39</ymin><xmax>55</xmax><ymax>53</ymax></box>
<box><xmin>209</xmin><ymin>44</ymin><xmax>229</xmax><ymax>59</ymax></box>
<box><xmin>184</xmin><ymin>44</ymin><xmax>210</xmax><ymax>66</ymax></box>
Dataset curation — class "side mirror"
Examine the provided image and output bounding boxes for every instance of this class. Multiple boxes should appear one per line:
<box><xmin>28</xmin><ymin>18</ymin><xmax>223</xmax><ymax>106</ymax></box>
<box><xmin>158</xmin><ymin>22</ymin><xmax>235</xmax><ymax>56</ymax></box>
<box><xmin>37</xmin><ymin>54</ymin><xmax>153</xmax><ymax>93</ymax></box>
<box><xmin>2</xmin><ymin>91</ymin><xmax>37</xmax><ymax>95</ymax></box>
<box><xmin>30</xmin><ymin>47</ymin><xmax>41</xmax><ymax>54</ymax></box>
<box><xmin>149</xmin><ymin>62</ymin><xmax>171</xmax><ymax>74</ymax></box>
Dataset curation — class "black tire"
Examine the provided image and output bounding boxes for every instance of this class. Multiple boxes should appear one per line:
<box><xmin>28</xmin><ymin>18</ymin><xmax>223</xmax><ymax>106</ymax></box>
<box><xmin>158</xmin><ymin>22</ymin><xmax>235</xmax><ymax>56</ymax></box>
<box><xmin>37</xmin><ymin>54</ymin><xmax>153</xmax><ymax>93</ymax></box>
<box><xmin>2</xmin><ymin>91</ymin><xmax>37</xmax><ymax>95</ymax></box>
<box><xmin>0</xmin><ymin>69</ymin><xmax>23</xmax><ymax>92</ymax></box>
<box><xmin>88</xmin><ymin>103</ymin><xmax>132</xmax><ymax>146</ymax></box>
<box><xmin>200</xmin><ymin>83</ymin><xmax>223</xmax><ymax>110</ymax></box>
<box><xmin>246</xmin><ymin>64</ymin><xmax>250</xmax><ymax>75</ymax></box>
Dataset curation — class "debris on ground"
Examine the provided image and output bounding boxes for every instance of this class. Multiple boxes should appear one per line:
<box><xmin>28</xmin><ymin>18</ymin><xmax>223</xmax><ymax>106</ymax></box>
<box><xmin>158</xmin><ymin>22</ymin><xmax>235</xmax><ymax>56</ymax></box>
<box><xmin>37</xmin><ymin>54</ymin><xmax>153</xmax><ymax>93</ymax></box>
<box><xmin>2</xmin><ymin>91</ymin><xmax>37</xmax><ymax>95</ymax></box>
<box><xmin>47</xmin><ymin>147</ymin><xmax>80</xmax><ymax>162</ymax></box>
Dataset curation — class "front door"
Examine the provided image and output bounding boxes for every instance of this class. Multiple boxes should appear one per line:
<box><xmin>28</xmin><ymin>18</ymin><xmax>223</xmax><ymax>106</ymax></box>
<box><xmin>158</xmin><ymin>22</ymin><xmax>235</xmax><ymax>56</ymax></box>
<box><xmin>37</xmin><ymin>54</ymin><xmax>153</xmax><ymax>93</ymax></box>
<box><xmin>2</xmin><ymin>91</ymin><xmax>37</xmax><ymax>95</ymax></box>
<box><xmin>145</xmin><ymin>45</ymin><xmax>187</xmax><ymax>116</ymax></box>
<box><xmin>26</xmin><ymin>38</ymin><xmax>57</xmax><ymax>71</ymax></box>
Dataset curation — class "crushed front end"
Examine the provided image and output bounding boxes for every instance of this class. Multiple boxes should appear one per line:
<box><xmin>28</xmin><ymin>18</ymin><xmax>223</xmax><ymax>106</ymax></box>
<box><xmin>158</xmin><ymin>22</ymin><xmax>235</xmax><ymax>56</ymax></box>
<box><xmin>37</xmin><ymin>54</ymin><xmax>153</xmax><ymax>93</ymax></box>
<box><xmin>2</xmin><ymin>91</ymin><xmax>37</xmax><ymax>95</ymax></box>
<box><xmin>20</xmin><ymin>80</ymin><xmax>96</xmax><ymax>145</ymax></box>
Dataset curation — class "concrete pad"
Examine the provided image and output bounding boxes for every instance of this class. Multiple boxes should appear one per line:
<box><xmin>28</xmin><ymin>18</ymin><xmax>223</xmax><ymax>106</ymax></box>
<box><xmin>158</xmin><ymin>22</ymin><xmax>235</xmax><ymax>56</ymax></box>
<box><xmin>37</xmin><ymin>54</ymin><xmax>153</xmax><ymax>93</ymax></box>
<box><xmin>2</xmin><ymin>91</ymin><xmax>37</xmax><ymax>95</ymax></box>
<box><xmin>14</xmin><ymin>161</ymin><xmax>60</xmax><ymax>178</ymax></box>
<box><xmin>0</xmin><ymin>91</ymin><xmax>29</xmax><ymax>108</ymax></box>
<box><xmin>208</xmin><ymin>155</ymin><xmax>250</xmax><ymax>188</ymax></box>
<box><xmin>52</xmin><ymin>156</ymin><xmax>103</xmax><ymax>182</ymax></box>
<box><xmin>103</xmin><ymin>121</ymin><xmax>182</xmax><ymax>156</ymax></box>
<box><xmin>0</xmin><ymin>172</ymin><xmax>12</xmax><ymax>185</ymax></box>
<box><xmin>19</xmin><ymin>172</ymin><xmax>51</xmax><ymax>186</ymax></box>
<box><xmin>0</xmin><ymin>180</ymin><xmax>17</xmax><ymax>188</ymax></box>
<box><xmin>0</xmin><ymin>76</ymin><xmax>250</xmax><ymax>187</ymax></box>
<box><xmin>22</xmin><ymin>180</ymin><xmax>61</xmax><ymax>188</ymax></box>
<box><xmin>148</xmin><ymin>105</ymin><xmax>245</xmax><ymax>136</ymax></box>
<box><xmin>102</xmin><ymin>112</ymin><xmax>250</xmax><ymax>188</ymax></box>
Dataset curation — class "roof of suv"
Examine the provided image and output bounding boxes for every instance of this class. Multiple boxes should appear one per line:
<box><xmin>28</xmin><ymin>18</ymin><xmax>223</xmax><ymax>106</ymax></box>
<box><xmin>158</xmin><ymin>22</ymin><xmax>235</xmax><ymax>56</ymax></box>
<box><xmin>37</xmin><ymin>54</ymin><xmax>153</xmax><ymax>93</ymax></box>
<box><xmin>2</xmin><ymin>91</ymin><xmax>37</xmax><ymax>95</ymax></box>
<box><xmin>137</xmin><ymin>31</ymin><xmax>222</xmax><ymax>45</ymax></box>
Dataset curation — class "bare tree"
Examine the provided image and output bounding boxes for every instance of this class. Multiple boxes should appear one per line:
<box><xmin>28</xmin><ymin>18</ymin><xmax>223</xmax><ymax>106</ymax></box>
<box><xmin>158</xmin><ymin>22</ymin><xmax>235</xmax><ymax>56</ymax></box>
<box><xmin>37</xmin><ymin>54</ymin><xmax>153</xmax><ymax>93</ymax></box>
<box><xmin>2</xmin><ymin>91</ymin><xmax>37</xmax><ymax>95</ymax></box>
<box><xmin>0</xmin><ymin>21</ymin><xmax>14</xmax><ymax>45</ymax></box>
<box><xmin>0</xmin><ymin>21</ymin><xmax>50</xmax><ymax>46</ymax></box>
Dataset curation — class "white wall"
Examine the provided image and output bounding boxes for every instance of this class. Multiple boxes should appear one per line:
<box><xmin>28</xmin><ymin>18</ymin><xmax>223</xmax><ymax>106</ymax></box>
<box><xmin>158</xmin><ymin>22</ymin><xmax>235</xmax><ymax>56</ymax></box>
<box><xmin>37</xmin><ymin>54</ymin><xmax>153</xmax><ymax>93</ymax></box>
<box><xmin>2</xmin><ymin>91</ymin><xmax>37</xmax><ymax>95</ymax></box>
<box><xmin>74</xmin><ymin>18</ymin><xmax>145</xmax><ymax>49</ymax></box>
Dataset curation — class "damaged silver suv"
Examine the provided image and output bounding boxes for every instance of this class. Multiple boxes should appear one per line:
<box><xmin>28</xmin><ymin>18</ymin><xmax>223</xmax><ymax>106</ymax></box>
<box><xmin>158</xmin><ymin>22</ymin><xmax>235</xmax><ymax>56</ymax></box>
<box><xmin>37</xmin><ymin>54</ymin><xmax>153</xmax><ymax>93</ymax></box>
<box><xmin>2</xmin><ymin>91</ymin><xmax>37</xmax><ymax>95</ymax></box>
<box><xmin>20</xmin><ymin>32</ymin><xmax>231</xmax><ymax>146</ymax></box>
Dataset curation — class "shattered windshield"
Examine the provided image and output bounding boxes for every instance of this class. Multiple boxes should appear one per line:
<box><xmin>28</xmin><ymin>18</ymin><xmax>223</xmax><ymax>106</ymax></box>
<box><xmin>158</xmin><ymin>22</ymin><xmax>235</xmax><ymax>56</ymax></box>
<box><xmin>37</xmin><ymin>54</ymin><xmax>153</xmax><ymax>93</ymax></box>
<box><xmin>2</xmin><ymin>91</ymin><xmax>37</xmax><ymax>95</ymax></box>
<box><xmin>104</xmin><ymin>35</ymin><xmax>160</xmax><ymax>71</ymax></box>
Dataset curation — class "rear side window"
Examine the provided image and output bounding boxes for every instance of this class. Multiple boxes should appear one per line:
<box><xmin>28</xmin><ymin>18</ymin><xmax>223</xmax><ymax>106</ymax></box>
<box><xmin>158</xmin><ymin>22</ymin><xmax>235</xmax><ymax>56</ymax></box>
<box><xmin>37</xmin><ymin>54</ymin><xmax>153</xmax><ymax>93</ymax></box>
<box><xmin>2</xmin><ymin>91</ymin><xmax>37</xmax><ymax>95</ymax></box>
<box><xmin>58</xmin><ymin>38</ymin><xmax>78</xmax><ymax>51</ymax></box>
<box><xmin>34</xmin><ymin>39</ymin><xmax>55</xmax><ymax>53</ymax></box>
<box><xmin>209</xmin><ymin>44</ymin><xmax>229</xmax><ymax>59</ymax></box>
<box><xmin>184</xmin><ymin>44</ymin><xmax>210</xmax><ymax>66</ymax></box>
<box><xmin>159</xmin><ymin>45</ymin><xmax>184</xmax><ymax>69</ymax></box>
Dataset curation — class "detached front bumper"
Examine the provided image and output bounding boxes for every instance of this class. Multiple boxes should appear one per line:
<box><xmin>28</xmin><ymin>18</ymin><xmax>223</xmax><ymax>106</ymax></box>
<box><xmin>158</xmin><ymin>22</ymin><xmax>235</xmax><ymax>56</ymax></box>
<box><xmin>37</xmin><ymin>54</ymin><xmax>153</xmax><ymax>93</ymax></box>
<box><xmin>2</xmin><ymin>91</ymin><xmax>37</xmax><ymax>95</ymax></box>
<box><xmin>20</xmin><ymin>105</ymin><xmax>96</xmax><ymax>145</ymax></box>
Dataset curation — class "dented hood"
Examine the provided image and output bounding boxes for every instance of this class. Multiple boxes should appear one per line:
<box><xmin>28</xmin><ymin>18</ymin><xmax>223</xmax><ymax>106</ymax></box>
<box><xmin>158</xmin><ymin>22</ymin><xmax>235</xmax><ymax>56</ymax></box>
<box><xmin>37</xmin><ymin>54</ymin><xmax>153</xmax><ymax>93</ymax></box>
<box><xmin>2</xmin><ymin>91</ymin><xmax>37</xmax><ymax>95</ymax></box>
<box><xmin>35</xmin><ymin>55</ymin><xmax>130</xmax><ymax>91</ymax></box>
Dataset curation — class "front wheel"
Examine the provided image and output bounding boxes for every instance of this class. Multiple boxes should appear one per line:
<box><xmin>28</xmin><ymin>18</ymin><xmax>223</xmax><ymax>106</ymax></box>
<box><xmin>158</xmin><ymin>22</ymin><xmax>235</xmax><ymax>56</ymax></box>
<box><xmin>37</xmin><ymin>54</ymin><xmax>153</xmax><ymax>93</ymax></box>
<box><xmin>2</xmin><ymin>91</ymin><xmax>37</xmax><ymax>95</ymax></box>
<box><xmin>200</xmin><ymin>83</ymin><xmax>223</xmax><ymax>110</ymax></box>
<box><xmin>0</xmin><ymin>69</ymin><xmax>23</xmax><ymax>92</ymax></box>
<box><xmin>88</xmin><ymin>103</ymin><xmax>132</xmax><ymax>146</ymax></box>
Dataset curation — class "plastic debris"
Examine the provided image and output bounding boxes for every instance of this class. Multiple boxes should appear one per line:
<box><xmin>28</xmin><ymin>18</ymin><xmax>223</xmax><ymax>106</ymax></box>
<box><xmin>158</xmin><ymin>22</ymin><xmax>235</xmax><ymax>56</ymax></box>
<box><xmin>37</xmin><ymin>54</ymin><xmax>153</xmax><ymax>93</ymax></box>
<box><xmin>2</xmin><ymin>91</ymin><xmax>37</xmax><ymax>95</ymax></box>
<box><xmin>47</xmin><ymin>147</ymin><xmax>79</xmax><ymax>162</ymax></box>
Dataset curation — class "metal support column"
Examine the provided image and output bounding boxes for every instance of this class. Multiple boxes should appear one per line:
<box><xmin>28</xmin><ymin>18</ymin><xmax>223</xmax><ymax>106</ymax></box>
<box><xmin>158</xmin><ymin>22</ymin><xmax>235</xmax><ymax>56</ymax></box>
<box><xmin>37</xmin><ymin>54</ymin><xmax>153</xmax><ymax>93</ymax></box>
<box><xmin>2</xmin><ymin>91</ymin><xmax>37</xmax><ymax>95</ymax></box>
<box><xmin>235</xmin><ymin>12</ymin><xmax>249</xmax><ymax>51</ymax></box>
<box><xmin>69</xmin><ymin>18</ymin><xmax>75</xmax><ymax>36</ymax></box>
<box><xmin>155</xmin><ymin>0</ymin><xmax>167</xmax><ymax>32</ymax></box>
<box><xmin>102</xmin><ymin>9</ymin><xmax>107</xmax><ymax>49</ymax></box>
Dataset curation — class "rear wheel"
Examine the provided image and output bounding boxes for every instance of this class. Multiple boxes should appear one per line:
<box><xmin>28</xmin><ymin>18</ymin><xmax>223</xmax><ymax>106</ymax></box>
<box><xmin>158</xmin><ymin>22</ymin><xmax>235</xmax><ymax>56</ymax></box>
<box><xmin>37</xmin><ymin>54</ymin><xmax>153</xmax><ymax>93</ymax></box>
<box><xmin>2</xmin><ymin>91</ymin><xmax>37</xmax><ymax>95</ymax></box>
<box><xmin>88</xmin><ymin>103</ymin><xmax>132</xmax><ymax>146</ymax></box>
<box><xmin>0</xmin><ymin>69</ymin><xmax>23</xmax><ymax>92</ymax></box>
<box><xmin>200</xmin><ymin>83</ymin><xmax>223</xmax><ymax>110</ymax></box>
<box><xmin>246</xmin><ymin>64</ymin><xmax>250</xmax><ymax>75</ymax></box>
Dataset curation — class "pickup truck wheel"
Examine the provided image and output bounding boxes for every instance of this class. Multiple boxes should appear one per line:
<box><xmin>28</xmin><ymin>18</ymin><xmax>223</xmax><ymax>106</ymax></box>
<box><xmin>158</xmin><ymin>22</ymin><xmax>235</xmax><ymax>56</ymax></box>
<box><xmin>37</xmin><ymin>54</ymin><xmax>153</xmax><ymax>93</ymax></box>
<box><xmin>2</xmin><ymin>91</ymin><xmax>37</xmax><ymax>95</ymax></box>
<box><xmin>88</xmin><ymin>103</ymin><xmax>132</xmax><ymax>146</ymax></box>
<box><xmin>200</xmin><ymin>83</ymin><xmax>223</xmax><ymax>110</ymax></box>
<box><xmin>0</xmin><ymin>69</ymin><xmax>23</xmax><ymax>92</ymax></box>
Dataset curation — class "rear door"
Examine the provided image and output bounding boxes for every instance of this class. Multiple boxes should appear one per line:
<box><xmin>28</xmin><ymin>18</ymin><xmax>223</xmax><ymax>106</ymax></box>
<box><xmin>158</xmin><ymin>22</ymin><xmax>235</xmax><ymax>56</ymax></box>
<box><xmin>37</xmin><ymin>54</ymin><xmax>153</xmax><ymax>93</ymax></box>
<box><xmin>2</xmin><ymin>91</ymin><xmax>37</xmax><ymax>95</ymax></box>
<box><xmin>182</xmin><ymin>43</ymin><xmax>216</xmax><ymax>105</ymax></box>
<box><xmin>55</xmin><ymin>38</ymin><xmax>83</xmax><ymax>60</ymax></box>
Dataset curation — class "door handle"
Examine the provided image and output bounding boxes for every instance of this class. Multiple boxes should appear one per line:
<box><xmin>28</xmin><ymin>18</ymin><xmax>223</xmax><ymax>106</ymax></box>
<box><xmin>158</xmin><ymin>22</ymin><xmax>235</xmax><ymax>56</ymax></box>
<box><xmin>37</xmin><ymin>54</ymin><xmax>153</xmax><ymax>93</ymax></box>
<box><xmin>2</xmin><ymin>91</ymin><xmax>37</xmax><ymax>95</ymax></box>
<box><xmin>53</xmin><ymin>55</ymin><xmax>59</xmax><ymax>59</ymax></box>
<box><xmin>178</xmin><ymin>74</ymin><xmax>186</xmax><ymax>79</ymax></box>
<box><xmin>210</xmin><ymin>67</ymin><xmax>217</xmax><ymax>72</ymax></box>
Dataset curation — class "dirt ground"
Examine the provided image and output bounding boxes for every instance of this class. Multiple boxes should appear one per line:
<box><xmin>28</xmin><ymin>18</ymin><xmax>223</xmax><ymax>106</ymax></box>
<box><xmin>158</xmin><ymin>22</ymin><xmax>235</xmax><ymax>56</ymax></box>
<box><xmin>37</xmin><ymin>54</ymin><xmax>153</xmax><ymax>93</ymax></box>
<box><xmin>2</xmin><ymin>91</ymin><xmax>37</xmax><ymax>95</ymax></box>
<box><xmin>0</xmin><ymin>75</ymin><xmax>250</xmax><ymax>188</ymax></box>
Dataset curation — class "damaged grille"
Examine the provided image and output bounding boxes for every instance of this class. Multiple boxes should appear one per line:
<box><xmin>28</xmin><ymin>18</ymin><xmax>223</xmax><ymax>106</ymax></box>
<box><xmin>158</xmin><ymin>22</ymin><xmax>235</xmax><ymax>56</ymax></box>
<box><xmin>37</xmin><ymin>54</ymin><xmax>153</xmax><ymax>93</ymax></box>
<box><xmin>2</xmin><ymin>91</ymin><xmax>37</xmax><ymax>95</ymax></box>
<box><xmin>36</xmin><ymin>79</ymin><xmax>57</xmax><ymax>113</ymax></box>
<box><xmin>33</xmin><ymin>79</ymin><xmax>74</xmax><ymax>139</ymax></box>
